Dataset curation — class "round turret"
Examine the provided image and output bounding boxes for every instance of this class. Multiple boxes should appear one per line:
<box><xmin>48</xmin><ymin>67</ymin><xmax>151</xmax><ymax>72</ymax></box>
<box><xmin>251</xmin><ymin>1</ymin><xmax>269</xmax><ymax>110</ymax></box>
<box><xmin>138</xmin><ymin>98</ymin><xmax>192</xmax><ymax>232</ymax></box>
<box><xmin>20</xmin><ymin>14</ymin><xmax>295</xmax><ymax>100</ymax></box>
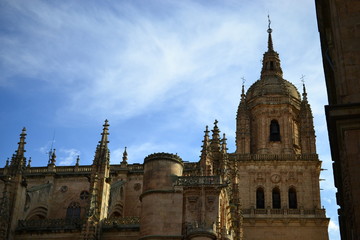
<box><xmin>140</xmin><ymin>152</ymin><xmax>184</xmax><ymax>239</ymax></box>
<box><xmin>142</xmin><ymin>152</ymin><xmax>183</xmax><ymax>192</ymax></box>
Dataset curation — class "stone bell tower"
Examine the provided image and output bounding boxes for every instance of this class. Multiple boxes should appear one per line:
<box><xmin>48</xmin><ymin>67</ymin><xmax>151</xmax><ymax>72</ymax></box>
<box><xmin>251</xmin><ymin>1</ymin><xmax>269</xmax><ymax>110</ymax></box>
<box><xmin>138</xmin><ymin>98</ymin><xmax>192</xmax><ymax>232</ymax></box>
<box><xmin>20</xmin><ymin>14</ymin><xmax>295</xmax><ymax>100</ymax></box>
<box><xmin>232</xmin><ymin>19</ymin><xmax>329</xmax><ymax>240</ymax></box>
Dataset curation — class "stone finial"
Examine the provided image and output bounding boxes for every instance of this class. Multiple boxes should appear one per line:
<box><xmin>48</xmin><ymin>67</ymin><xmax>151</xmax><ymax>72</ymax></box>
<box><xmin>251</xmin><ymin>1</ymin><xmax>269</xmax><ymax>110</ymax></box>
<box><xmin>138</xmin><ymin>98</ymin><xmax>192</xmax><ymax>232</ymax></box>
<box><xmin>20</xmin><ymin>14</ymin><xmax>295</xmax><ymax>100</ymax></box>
<box><xmin>121</xmin><ymin>147</ymin><xmax>128</xmax><ymax>164</ymax></box>
<box><xmin>75</xmin><ymin>155</ymin><xmax>80</xmax><ymax>166</ymax></box>
<box><xmin>99</xmin><ymin>119</ymin><xmax>110</xmax><ymax>147</ymax></box>
<box><xmin>209</xmin><ymin>120</ymin><xmax>222</xmax><ymax>154</ymax></box>
<box><xmin>201</xmin><ymin>125</ymin><xmax>210</xmax><ymax>157</ymax></box>
<box><xmin>48</xmin><ymin>149</ymin><xmax>56</xmax><ymax>166</ymax></box>
<box><xmin>27</xmin><ymin>157</ymin><xmax>31</xmax><ymax>168</ymax></box>
<box><xmin>267</xmin><ymin>15</ymin><xmax>274</xmax><ymax>52</ymax></box>
<box><xmin>221</xmin><ymin>133</ymin><xmax>228</xmax><ymax>153</ymax></box>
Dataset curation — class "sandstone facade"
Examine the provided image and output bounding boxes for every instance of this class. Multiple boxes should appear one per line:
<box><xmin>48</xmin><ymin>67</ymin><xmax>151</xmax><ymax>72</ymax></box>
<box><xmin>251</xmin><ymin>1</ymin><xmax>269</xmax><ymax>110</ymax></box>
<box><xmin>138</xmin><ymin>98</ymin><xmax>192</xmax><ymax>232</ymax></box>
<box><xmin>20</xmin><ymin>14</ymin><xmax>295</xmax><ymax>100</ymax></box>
<box><xmin>0</xmin><ymin>25</ymin><xmax>329</xmax><ymax>240</ymax></box>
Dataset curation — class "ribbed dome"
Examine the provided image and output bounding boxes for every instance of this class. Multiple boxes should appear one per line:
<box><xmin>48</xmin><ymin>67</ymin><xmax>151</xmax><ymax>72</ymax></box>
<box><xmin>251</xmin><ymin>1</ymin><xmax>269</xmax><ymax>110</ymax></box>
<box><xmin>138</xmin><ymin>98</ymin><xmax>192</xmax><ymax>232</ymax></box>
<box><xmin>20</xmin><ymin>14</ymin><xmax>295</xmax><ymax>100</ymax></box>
<box><xmin>246</xmin><ymin>75</ymin><xmax>301</xmax><ymax>101</ymax></box>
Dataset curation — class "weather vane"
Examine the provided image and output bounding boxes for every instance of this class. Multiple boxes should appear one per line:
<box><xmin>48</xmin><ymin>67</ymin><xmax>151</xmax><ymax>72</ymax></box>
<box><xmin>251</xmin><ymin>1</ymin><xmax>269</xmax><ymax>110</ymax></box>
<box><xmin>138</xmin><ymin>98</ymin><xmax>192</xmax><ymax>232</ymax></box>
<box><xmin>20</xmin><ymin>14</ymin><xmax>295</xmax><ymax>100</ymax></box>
<box><xmin>300</xmin><ymin>74</ymin><xmax>306</xmax><ymax>84</ymax></box>
<box><xmin>241</xmin><ymin>77</ymin><xmax>246</xmax><ymax>85</ymax></box>
<box><xmin>267</xmin><ymin>14</ymin><xmax>272</xmax><ymax>33</ymax></box>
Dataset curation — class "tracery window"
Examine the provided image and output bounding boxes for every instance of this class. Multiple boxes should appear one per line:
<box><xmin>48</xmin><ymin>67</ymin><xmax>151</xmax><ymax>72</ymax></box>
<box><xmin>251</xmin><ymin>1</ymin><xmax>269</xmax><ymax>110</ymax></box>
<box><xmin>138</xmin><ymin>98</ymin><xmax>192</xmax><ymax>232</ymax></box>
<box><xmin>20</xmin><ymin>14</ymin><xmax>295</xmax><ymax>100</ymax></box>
<box><xmin>66</xmin><ymin>202</ymin><xmax>81</xmax><ymax>219</ymax></box>
<box><xmin>272</xmin><ymin>187</ymin><xmax>281</xmax><ymax>209</ymax></box>
<box><xmin>270</xmin><ymin>120</ymin><xmax>281</xmax><ymax>141</ymax></box>
<box><xmin>288</xmin><ymin>187</ymin><xmax>297</xmax><ymax>209</ymax></box>
<box><xmin>256</xmin><ymin>187</ymin><xmax>265</xmax><ymax>209</ymax></box>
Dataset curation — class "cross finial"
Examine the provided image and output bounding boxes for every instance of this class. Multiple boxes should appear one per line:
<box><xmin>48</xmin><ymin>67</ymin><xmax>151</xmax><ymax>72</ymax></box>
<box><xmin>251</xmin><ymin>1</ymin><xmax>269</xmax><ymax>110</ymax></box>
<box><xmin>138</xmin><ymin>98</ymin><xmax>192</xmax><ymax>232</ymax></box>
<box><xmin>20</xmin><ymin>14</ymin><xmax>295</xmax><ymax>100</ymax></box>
<box><xmin>241</xmin><ymin>77</ymin><xmax>246</xmax><ymax>86</ymax></box>
<box><xmin>301</xmin><ymin>74</ymin><xmax>306</xmax><ymax>84</ymax></box>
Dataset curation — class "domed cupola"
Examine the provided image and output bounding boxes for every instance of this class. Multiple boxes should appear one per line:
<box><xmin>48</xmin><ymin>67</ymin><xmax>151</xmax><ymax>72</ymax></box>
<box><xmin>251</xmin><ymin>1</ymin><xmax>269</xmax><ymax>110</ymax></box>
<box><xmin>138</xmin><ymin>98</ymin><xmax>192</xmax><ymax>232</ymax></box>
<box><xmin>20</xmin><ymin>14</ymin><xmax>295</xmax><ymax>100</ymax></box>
<box><xmin>246</xmin><ymin>19</ymin><xmax>301</xmax><ymax>105</ymax></box>
<box><xmin>236</xmin><ymin>18</ymin><xmax>307</xmax><ymax>155</ymax></box>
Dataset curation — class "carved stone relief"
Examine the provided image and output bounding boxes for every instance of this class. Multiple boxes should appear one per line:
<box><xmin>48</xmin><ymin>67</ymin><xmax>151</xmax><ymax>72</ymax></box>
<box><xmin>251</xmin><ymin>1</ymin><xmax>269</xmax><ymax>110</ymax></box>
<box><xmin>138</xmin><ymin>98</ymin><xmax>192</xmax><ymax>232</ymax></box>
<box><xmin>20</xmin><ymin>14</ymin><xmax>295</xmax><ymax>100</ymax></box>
<box><xmin>206</xmin><ymin>196</ymin><xmax>215</xmax><ymax>212</ymax></box>
<box><xmin>187</xmin><ymin>196</ymin><xmax>199</xmax><ymax>213</ymax></box>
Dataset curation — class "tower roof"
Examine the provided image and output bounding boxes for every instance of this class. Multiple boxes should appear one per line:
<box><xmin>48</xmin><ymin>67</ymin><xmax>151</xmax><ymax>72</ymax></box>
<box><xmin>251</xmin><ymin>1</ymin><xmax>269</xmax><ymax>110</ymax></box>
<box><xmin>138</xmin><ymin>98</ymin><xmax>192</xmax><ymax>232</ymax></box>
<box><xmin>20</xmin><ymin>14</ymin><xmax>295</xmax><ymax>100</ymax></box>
<box><xmin>246</xmin><ymin>19</ymin><xmax>300</xmax><ymax>102</ymax></box>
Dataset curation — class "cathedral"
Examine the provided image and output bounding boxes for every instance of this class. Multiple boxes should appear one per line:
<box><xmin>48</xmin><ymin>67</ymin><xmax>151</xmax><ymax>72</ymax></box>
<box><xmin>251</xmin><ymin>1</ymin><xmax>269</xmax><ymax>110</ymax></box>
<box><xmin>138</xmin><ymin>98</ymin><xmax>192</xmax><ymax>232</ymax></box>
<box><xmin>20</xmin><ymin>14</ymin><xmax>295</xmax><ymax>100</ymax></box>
<box><xmin>0</xmin><ymin>24</ymin><xmax>329</xmax><ymax>240</ymax></box>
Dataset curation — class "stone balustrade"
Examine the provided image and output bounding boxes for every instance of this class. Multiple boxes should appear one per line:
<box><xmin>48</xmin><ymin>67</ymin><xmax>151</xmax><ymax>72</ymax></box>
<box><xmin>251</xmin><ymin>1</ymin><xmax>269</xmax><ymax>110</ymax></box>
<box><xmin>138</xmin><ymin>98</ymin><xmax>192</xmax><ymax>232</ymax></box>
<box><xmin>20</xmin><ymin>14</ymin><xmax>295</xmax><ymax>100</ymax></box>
<box><xmin>230</xmin><ymin>153</ymin><xmax>319</xmax><ymax>161</ymax></box>
<box><xmin>17</xmin><ymin>218</ymin><xmax>83</xmax><ymax>231</ymax></box>
<box><xmin>242</xmin><ymin>207</ymin><xmax>326</xmax><ymax>218</ymax></box>
<box><xmin>175</xmin><ymin>175</ymin><xmax>224</xmax><ymax>186</ymax></box>
<box><xmin>102</xmin><ymin>216</ymin><xmax>140</xmax><ymax>228</ymax></box>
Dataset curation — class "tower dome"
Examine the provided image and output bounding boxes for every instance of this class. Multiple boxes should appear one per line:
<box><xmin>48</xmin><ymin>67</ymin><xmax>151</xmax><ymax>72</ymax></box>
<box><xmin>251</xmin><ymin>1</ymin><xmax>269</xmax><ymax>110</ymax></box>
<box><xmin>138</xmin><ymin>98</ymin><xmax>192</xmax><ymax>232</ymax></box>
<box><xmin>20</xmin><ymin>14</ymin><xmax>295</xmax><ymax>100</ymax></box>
<box><xmin>246</xmin><ymin>76</ymin><xmax>301</xmax><ymax>102</ymax></box>
<box><xmin>245</xmin><ymin>19</ymin><xmax>301</xmax><ymax>103</ymax></box>
<box><xmin>236</xmin><ymin>20</ymin><xmax>306</xmax><ymax>155</ymax></box>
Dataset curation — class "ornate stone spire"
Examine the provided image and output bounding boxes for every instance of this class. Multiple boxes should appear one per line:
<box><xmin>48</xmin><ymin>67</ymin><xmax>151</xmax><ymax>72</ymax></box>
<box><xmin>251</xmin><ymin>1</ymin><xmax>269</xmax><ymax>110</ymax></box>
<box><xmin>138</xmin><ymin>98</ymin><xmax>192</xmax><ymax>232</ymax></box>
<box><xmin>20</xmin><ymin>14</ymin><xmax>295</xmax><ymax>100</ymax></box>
<box><xmin>302</xmin><ymin>83</ymin><xmax>308</xmax><ymax>101</ymax></box>
<box><xmin>267</xmin><ymin>15</ymin><xmax>274</xmax><ymax>52</ymax></box>
<box><xmin>9</xmin><ymin>128</ymin><xmax>27</xmax><ymax>175</ymax></box>
<box><xmin>221</xmin><ymin>133</ymin><xmax>228</xmax><ymax>154</ymax></box>
<box><xmin>48</xmin><ymin>149</ymin><xmax>56</xmax><ymax>167</ymax></box>
<box><xmin>93</xmin><ymin>120</ymin><xmax>110</xmax><ymax>167</ymax></box>
<box><xmin>299</xmin><ymin>82</ymin><xmax>316</xmax><ymax>154</ymax></box>
<box><xmin>99</xmin><ymin>119</ymin><xmax>109</xmax><ymax>149</ymax></box>
<box><xmin>260</xmin><ymin>16</ymin><xmax>283</xmax><ymax>79</ymax></box>
<box><xmin>201</xmin><ymin>126</ymin><xmax>210</xmax><ymax>152</ymax></box>
<box><xmin>16</xmin><ymin>127</ymin><xmax>27</xmax><ymax>157</ymax></box>
<box><xmin>200</xmin><ymin>126</ymin><xmax>209</xmax><ymax>159</ymax></box>
<box><xmin>236</xmin><ymin>84</ymin><xmax>251</xmax><ymax>154</ymax></box>
<box><xmin>199</xmin><ymin>125</ymin><xmax>212</xmax><ymax>175</ymax></box>
<box><xmin>210</xmin><ymin>120</ymin><xmax>221</xmax><ymax>152</ymax></box>
<box><xmin>121</xmin><ymin>147</ymin><xmax>128</xmax><ymax>164</ymax></box>
<box><xmin>83</xmin><ymin>120</ymin><xmax>111</xmax><ymax>240</ymax></box>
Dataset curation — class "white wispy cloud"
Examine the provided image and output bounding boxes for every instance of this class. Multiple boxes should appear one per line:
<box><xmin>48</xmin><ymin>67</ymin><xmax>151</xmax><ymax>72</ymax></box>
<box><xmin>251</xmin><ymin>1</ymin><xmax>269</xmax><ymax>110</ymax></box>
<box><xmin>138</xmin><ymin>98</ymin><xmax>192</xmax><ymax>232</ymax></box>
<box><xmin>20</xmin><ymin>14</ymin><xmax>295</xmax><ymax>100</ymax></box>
<box><xmin>112</xmin><ymin>141</ymin><xmax>178</xmax><ymax>164</ymax></box>
<box><xmin>329</xmin><ymin>219</ymin><xmax>340</xmax><ymax>232</ymax></box>
<box><xmin>58</xmin><ymin>148</ymin><xmax>80</xmax><ymax>166</ymax></box>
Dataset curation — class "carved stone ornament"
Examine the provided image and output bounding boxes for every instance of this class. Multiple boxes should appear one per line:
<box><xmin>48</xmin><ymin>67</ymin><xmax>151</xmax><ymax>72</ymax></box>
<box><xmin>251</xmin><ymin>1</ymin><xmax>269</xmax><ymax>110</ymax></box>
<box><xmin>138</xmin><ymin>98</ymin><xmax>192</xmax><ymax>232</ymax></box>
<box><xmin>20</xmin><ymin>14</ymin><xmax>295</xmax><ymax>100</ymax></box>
<box><xmin>270</xmin><ymin>174</ymin><xmax>281</xmax><ymax>183</ymax></box>
<box><xmin>133</xmin><ymin>183</ymin><xmax>141</xmax><ymax>191</ymax></box>
<box><xmin>60</xmin><ymin>186</ymin><xmax>68</xmax><ymax>193</ymax></box>
<box><xmin>187</xmin><ymin>196</ymin><xmax>199</xmax><ymax>212</ymax></box>
<box><xmin>206</xmin><ymin>196</ymin><xmax>215</xmax><ymax>212</ymax></box>
<box><xmin>80</xmin><ymin>190</ymin><xmax>90</xmax><ymax>200</ymax></box>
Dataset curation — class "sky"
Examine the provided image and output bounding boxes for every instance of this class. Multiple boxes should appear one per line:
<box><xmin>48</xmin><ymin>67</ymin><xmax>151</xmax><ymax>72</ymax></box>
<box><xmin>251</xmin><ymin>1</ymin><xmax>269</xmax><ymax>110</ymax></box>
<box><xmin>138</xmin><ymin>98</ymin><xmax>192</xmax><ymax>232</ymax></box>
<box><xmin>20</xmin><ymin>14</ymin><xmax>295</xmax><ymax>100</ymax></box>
<box><xmin>0</xmin><ymin>0</ymin><xmax>339</xmax><ymax>239</ymax></box>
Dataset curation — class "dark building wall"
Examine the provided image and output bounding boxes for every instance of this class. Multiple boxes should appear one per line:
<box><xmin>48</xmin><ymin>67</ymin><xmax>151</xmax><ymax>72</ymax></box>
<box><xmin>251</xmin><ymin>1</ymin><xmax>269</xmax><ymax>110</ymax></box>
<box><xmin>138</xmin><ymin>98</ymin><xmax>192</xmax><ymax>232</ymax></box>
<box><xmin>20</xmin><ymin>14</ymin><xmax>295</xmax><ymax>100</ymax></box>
<box><xmin>315</xmin><ymin>0</ymin><xmax>360</xmax><ymax>239</ymax></box>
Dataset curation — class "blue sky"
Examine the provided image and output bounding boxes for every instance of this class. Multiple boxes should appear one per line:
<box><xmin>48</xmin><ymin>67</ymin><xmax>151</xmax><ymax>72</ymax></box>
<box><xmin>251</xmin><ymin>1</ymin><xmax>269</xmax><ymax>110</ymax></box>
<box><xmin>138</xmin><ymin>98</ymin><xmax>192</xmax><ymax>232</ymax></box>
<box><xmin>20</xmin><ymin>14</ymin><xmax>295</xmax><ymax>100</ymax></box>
<box><xmin>0</xmin><ymin>0</ymin><xmax>339</xmax><ymax>239</ymax></box>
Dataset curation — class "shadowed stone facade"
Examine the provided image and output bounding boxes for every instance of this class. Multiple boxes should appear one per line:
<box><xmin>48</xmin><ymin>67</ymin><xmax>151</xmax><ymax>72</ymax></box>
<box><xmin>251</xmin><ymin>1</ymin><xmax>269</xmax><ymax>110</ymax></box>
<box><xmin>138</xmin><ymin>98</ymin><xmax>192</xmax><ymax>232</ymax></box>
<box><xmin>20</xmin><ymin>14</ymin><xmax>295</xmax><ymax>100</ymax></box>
<box><xmin>0</xmin><ymin>25</ymin><xmax>329</xmax><ymax>240</ymax></box>
<box><xmin>316</xmin><ymin>0</ymin><xmax>360</xmax><ymax>239</ymax></box>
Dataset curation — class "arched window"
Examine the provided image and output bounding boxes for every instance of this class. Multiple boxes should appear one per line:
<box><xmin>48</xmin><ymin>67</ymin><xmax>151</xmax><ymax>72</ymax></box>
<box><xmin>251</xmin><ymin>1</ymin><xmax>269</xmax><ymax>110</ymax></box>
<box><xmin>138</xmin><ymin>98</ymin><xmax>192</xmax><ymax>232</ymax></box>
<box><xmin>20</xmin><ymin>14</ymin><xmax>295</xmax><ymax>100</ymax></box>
<box><xmin>109</xmin><ymin>204</ymin><xmax>123</xmax><ymax>218</ymax></box>
<box><xmin>256</xmin><ymin>187</ymin><xmax>265</xmax><ymax>209</ymax></box>
<box><xmin>66</xmin><ymin>202</ymin><xmax>81</xmax><ymax>219</ymax></box>
<box><xmin>288</xmin><ymin>187</ymin><xmax>297</xmax><ymax>209</ymax></box>
<box><xmin>272</xmin><ymin>187</ymin><xmax>281</xmax><ymax>209</ymax></box>
<box><xmin>270</xmin><ymin>61</ymin><xmax>274</xmax><ymax>70</ymax></box>
<box><xmin>270</xmin><ymin>120</ymin><xmax>281</xmax><ymax>141</ymax></box>
<box><xmin>27</xmin><ymin>207</ymin><xmax>48</xmax><ymax>220</ymax></box>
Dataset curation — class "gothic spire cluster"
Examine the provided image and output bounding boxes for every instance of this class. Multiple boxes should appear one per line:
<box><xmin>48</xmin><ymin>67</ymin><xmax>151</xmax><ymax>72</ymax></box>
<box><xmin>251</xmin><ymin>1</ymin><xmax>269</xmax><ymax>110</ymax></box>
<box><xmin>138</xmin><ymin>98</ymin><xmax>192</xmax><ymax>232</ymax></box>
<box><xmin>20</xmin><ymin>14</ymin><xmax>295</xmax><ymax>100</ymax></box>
<box><xmin>199</xmin><ymin>120</ymin><xmax>228</xmax><ymax>176</ymax></box>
